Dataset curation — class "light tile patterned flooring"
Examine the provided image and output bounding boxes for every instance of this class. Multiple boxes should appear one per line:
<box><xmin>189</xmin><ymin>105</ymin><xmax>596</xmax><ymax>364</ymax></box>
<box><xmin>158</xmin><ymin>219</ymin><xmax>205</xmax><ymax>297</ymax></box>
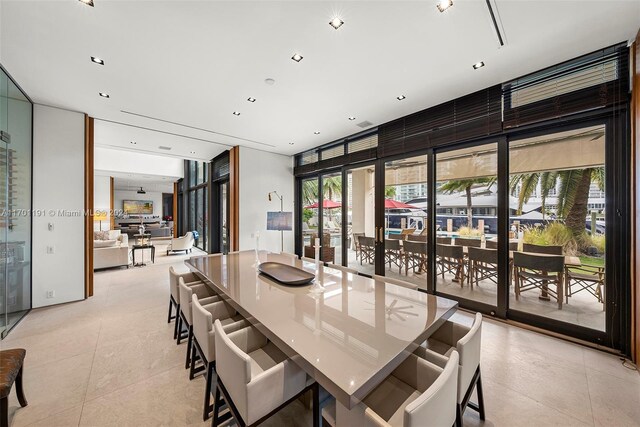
<box><xmin>0</xmin><ymin>247</ymin><xmax>639</xmax><ymax>426</ymax></box>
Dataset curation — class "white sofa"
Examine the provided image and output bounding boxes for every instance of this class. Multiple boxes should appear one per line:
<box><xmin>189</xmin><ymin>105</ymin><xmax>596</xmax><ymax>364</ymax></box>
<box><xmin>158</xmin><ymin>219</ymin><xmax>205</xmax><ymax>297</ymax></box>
<box><xmin>167</xmin><ymin>232</ymin><xmax>195</xmax><ymax>255</ymax></box>
<box><xmin>94</xmin><ymin>230</ymin><xmax>130</xmax><ymax>270</ymax></box>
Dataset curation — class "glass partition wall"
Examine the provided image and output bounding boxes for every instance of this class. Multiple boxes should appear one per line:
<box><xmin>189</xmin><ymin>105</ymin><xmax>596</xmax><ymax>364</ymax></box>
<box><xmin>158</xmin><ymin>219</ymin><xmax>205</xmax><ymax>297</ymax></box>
<box><xmin>0</xmin><ymin>66</ymin><xmax>33</xmax><ymax>338</ymax></box>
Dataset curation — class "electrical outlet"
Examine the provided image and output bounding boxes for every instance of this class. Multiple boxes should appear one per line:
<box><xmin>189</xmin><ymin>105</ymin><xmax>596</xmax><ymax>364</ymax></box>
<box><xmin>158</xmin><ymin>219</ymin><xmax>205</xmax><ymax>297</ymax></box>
<box><xmin>46</xmin><ymin>290</ymin><xmax>55</xmax><ymax>299</ymax></box>
<box><xmin>46</xmin><ymin>246</ymin><xmax>55</xmax><ymax>254</ymax></box>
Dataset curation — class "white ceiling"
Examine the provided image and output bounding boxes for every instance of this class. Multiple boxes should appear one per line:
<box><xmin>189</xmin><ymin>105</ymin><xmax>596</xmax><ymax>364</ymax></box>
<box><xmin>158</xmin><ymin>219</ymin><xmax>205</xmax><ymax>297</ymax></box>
<box><xmin>1</xmin><ymin>0</ymin><xmax>638</xmax><ymax>159</ymax></box>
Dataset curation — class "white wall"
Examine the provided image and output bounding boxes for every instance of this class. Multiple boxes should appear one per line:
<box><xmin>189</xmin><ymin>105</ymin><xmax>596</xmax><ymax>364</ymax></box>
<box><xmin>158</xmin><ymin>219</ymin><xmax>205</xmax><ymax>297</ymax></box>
<box><xmin>94</xmin><ymin>146</ymin><xmax>183</xmax><ymax>179</ymax></box>
<box><xmin>114</xmin><ymin>190</ymin><xmax>164</xmax><ymax>217</ymax></box>
<box><xmin>32</xmin><ymin>104</ymin><xmax>85</xmax><ymax>307</ymax></box>
<box><xmin>239</xmin><ymin>147</ymin><xmax>294</xmax><ymax>253</ymax></box>
<box><xmin>94</xmin><ymin>175</ymin><xmax>111</xmax><ymax>230</ymax></box>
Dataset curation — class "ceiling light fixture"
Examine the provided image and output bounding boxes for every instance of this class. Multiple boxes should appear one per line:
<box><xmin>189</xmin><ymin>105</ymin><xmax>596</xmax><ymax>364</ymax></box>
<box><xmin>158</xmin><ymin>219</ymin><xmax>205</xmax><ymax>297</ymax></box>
<box><xmin>247</xmin><ymin>97</ymin><xmax>256</xmax><ymax>102</ymax></box>
<box><xmin>314</xmin><ymin>131</ymin><xmax>320</xmax><ymax>135</ymax></box>
<box><xmin>289</xmin><ymin>142</ymin><xmax>295</xmax><ymax>145</ymax></box>
<box><xmin>232</xmin><ymin>111</ymin><xmax>241</xmax><ymax>116</ymax></box>
<box><xmin>397</xmin><ymin>95</ymin><xmax>406</xmax><ymax>101</ymax></box>
<box><xmin>130</xmin><ymin>141</ymin><xmax>137</xmax><ymax>145</ymax></box>
<box><xmin>329</xmin><ymin>17</ymin><xmax>344</xmax><ymax>30</ymax></box>
<box><xmin>472</xmin><ymin>61</ymin><xmax>485</xmax><ymax>69</ymax></box>
<box><xmin>99</xmin><ymin>92</ymin><xmax>109</xmax><ymax>98</ymax></box>
<box><xmin>348</xmin><ymin>117</ymin><xmax>356</xmax><ymax>121</ymax></box>
<box><xmin>90</xmin><ymin>56</ymin><xmax>104</xmax><ymax>65</ymax></box>
<box><xmin>190</xmin><ymin>151</ymin><xmax>196</xmax><ymax>154</ymax></box>
<box><xmin>291</xmin><ymin>53</ymin><xmax>303</xmax><ymax>62</ymax></box>
<box><xmin>78</xmin><ymin>0</ymin><xmax>94</xmax><ymax>7</ymax></box>
<box><xmin>436</xmin><ymin>0</ymin><xmax>453</xmax><ymax>12</ymax></box>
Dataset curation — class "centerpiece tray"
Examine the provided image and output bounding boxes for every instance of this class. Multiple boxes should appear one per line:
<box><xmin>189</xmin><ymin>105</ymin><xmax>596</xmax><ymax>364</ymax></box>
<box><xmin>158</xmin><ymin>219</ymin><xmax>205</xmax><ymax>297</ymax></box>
<box><xmin>258</xmin><ymin>262</ymin><xmax>315</xmax><ymax>286</ymax></box>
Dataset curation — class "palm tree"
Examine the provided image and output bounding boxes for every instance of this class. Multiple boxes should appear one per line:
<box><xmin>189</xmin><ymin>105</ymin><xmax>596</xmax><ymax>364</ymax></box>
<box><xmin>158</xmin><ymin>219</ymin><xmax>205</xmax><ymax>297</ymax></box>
<box><xmin>385</xmin><ymin>186</ymin><xmax>397</xmax><ymax>198</ymax></box>
<box><xmin>510</xmin><ymin>167</ymin><xmax>604</xmax><ymax>237</ymax></box>
<box><xmin>439</xmin><ymin>177</ymin><xmax>495</xmax><ymax>228</ymax></box>
<box><xmin>302</xmin><ymin>180</ymin><xmax>318</xmax><ymax>206</ymax></box>
<box><xmin>322</xmin><ymin>176</ymin><xmax>342</xmax><ymax>202</ymax></box>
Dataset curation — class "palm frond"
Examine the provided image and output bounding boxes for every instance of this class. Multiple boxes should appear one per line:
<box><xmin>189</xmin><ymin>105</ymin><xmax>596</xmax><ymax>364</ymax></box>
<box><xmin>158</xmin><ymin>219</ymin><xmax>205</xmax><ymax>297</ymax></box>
<box><xmin>516</xmin><ymin>173</ymin><xmax>540</xmax><ymax>215</ymax></box>
<box><xmin>591</xmin><ymin>167</ymin><xmax>605</xmax><ymax>191</ymax></box>
<box><xmin>556</xmin><ymin>169</ymin><xmax>583</xmax><ymax>218</ymax></box>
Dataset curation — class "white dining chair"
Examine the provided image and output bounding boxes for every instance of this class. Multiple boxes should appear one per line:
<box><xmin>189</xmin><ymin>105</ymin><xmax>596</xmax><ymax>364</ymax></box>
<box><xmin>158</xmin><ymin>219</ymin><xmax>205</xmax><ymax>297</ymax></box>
<box><xmin>372</xmin><ymin>274</ymin><xmax>419</xmax><ymax>291</ymax></box>
<box><xmin>322</xmin><ymin>351</ymin><xmax>459</xmax><ymax>427</ymax></box>
<box><xmin>327</xmin><ymin>263</ymin><xmax>358</xmax><ymax>274</ymax></box>
<box><xmin>301</xmin><ymin>256</ymin><xmax>319</xmax><ymax>263</ymax></box>
<box><xmin>417</xmin><ymin>312</ymin><xmax>484</xmax><ymax>427</ymax></box>
<box><xmin>192</xmin><ymin>296</ymin><xmax>249</xmax><ymax>421</ymax></box>
<box><xmin>178</xmin><ymin>278</ymin><xmax>220</xmax><ymax>370</ymax></box>
<box><xmin>212</xmin><ymin>321</ymin><xmax>319</xmax><ymax>427</ymax></box>
<box><xmin>169</xmin><ymin>266</ymin><xmax>204</xmax><ymax>341</ymax></box>
<box><xmin>279</xmin><ymin>252</ymin><xmax>298</xmax><ymax>261</ymax></box>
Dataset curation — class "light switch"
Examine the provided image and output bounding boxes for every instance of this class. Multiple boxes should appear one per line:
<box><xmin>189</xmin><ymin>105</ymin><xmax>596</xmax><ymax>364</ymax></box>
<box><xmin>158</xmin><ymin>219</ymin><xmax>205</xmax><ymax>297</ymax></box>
<box><xmin>46</xmin><ymin>246</ymin><xmax>55</xmax><ymax>254</ymax></box>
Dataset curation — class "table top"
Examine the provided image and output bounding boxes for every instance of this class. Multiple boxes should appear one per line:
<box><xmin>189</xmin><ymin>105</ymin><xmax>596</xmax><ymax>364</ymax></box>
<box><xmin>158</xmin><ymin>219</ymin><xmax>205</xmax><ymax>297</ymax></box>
<box><xmin>185</xmin><ymin>250</ymin><xmax>458</xmax><ymax>408</ymax></box>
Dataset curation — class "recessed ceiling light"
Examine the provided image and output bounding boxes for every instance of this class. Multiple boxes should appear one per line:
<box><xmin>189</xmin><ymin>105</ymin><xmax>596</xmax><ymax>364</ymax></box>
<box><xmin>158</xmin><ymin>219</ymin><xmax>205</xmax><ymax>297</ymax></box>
<box><xmin>472</xmin><ymin>61</ymin><xmax>485</xmax><ymax>69</ymax></box>
<box><xmin>78</xmin><ymin>0</ymin><xmax>94</xmax><ymax>6</ymax></box>
<box><xmin>247</xmin><ymin>97</ymin><xmax>256</xmax><ymax>103</ymax></box>
<box><xmin>291</xmin><ymin>53</ymin><xmax>303</xmax><ymax>62</ymax></box>
<box><xmin>436</xmin><ymin>0</ymin><xmax>453</xmax><ymax>12</ymax></box>
<box><xmin>130</xmin><ymin>141</ymin><xmax>136</xmax><ymax>145</ymax></box>
<box><xmin>232</xmin><ymin>111</ymin><xmax>241</xmax><ymax>116</ymax></box>
<box><xmin>397</xmin><ymin>95</ymin><xmax>406</xmax><ymax>101</ymax></box>
<box><xmin>314</xmin><ymin>131</ymin><xmax>320</xmax><ymax>135</ymax></box>
<box><xmin>289</xmin><ymin>142</ymin><xmax>295</xmax><ymax>145</ymax></box>
<box><xmin>99</xmin><ymin>92</ymin><xmax>109</xmax><ymax>98</ymax></box>
<box><xmin>329</xmin><ymin>17</ymin><xmax>344</xmax><ymax>30</ymax></box>
<box><xmin>348</xmin><ymin>117</ymin><xmax>356</xmax><ymax>121</ymax></box>
<box><xmin>90</xmin><ymin>56</ymin><xmax>104</xmax><ymax>65</ymax></box>
<box><xmin>190</xmin><ymin>151</ymin><xmax>196</xmax><ymax>154</ymax></box>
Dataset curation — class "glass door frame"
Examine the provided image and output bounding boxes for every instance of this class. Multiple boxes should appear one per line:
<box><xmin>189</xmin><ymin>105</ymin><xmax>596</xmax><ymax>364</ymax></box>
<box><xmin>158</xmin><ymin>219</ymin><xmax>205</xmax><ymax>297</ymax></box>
<box><xmin>502</xmin><ymin>114</ymin><xmax>628</xmax><ymax>349</ymax></box>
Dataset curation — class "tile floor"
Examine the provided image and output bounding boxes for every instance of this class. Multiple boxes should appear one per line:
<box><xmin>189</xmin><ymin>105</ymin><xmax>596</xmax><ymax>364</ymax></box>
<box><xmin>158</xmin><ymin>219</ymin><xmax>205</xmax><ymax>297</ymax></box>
<box><xmin>0</xmin><ymin>248</ymin><xmax>639</xmax><ymax>426</ymax></box>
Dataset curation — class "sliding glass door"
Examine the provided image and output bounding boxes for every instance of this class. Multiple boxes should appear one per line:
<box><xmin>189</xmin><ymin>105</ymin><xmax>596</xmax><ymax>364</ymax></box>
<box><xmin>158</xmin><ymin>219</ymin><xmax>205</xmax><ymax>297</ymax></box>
<box><xmin>345</xmin><ymin>163</ymin><xmax>377</xmax><ymax>274</ymax></box>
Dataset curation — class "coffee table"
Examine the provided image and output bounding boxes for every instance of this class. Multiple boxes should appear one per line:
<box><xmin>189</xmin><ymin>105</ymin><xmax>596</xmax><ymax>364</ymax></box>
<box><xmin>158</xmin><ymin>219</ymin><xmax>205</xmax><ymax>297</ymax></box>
<box><xmin>132</xmin><ymin>244</ymin><xmax>155</xmax><ymax>267</ymax></box>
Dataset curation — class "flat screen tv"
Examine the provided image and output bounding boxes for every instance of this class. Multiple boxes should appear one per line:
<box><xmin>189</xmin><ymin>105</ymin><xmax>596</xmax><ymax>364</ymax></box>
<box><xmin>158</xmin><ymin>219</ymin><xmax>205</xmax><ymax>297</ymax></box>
<box><xmin>123</xmin><ymin>200</ymin><xmax>153</xmax><ymax>214</ymax></box>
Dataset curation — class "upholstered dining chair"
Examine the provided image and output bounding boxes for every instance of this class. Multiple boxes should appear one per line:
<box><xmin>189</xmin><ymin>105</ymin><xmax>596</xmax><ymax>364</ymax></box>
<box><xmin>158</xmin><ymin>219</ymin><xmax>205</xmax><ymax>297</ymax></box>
<box><xmin>322</xmin><ymin>351</ymin><xmax>459</xmax><ymax>427</ymax></box>
<box><xmin>178</xmin><ymin>278</ymin><xmax>220</xmax><ymax>369</ymax></box>
<box><xmin>212</xmin><ymin>322</ymin><xmax>319</xmax><ymax>427</ymax></box>
<box><xmin>417</xmin><ymin>312</ymin><xmax>484</xmax><ymax>427</ymax></box>
<box><xmin>372</xmin><ymin>274</ymin><xmax>418</xmax><ymax>291</ymax></box>
<box><xmin>168</xmin><ymin>266</ymin><xmax>204</xmax><ymax>341</ymax></box>
<box><xmin>279</xmin><ymin>252</ymin><xmax>298</xmax><ymax>261</ymax></box>
<box><xmin>0</xmin><ymin>348</ymin><xmax>28</xmax><ymax>427</ymax></box>
<box><xmin>192</xmin><ymin>296</ymin><xmax>249</xmax><ymax>421</ymax></box>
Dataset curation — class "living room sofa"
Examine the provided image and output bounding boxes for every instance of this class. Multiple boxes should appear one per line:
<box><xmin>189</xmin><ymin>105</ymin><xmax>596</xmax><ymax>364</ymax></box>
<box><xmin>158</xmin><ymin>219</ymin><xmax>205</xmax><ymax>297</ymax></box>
<box><xmin>94</xmin><ymin>230</ymin><xmax>130</xmax><ymax>270</ymax></box>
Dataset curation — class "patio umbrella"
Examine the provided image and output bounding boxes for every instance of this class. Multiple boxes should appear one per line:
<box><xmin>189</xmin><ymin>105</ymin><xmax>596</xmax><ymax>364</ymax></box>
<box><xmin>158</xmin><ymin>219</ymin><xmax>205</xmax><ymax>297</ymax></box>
<box><xmin>304</xmin><ymin>199</ymin><xmax>342</xmax><ymax>209</ymax></box>
<box><xmin>384</xmin><ymin>199</ymin><xmax>419</xmax><ymax>209</ymax></box>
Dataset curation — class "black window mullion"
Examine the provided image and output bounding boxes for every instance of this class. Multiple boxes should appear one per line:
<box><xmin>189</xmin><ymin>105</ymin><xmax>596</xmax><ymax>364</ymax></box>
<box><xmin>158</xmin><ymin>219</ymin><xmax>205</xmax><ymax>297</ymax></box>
<box><xmin>496</xmin><ymin>136</ymin><xmax>509</xmax><ymax>318</ymax></box>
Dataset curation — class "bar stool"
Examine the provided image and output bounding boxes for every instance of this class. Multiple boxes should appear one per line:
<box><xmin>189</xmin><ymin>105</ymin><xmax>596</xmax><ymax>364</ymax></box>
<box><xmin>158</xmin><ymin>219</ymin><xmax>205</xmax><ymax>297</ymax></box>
<box><xmin>178</xmin><ymin>278</ymin><xmax>220</xmax><ymax>369</ymax></box>
<box><xmin>417</xmin><ymin>312</ymin><xmax>484</xmax><ymax>427</ymax></box>
<box><xmin>192</xmin><ymin>296</ymin><xmax>249</xmax><ymax>421</ymax></box>
<box><xmin>168</xmin><ymin>266</ymin><xmax>203</xmax><ymax>341</ymax></box>
<box><xmin>212</xmin><ymin>321</ymin><xmax>319</xmax><ymax>427</ymax></box>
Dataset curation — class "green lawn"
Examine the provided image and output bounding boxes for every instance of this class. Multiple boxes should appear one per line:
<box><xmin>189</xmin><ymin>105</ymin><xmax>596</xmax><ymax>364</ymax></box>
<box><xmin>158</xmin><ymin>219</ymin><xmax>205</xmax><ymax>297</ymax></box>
<box><xmin>578</xmin><ymin>256</ymin><xmax>605</xmax><ymax>268</ymax></box>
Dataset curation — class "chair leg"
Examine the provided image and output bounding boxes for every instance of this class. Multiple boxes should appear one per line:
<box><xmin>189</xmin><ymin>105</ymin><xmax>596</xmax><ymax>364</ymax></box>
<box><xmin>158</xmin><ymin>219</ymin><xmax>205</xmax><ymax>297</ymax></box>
<box><xmin>455</xmin><ymin>403</ymin><xmax>463</xmax><ymax>427</ymax></box>
<box><xmin>167</xmin><ymin>299</ymin><xmax>173</xmax><ymax>323</ymax></box>
<box><xmin>0</xmin><ymin>397</ymin><xmax>7</xmax><ymax>427</ymax></box>
<box><xmin>476</xmin><ymin>370</ymin><xmax>485</xmax><ymax>421</ymax></box>
<box><xmin>312</xmin><ymin>382</ymin><xmax>320</xmax><ymax>427</ymax></box>
<box><xmin>189</xmin><ymin>341</ymin><xmax>198</xmax><ymax>380</ymax></box>
<box><xmin>212</xmin><ymin>382</ymin><xmax>222</xmax><ymax>427</ymax></box>
<box><xmin>15</xmin><ymin>367</ymin><xmax>27</xmax><ymax>408</ymax></box>
<box><xmin>173</xmin><ymin>304</ymin><xmax>181</xmax><ymax>339</ymax></box>
<box><xmin>203</xmin><ymin>362</ymin><xmax>214</xmax><ymax>421</ymax></box>
<box><xmin>185</xmin><ymin>325</ymin><xmax>193</xmax><ymax>369</ymax></box>
<box><xmin>176</xmin><ymin>315</ymin><xmax>184</xmax><ymax>344</ymax></box>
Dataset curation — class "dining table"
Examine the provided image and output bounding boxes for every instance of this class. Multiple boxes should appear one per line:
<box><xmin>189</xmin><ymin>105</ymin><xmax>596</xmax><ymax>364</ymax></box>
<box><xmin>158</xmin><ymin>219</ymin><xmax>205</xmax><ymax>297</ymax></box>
<box><xmin>185</xmin><ymin>250</ymin><xmax>459</xmax><ymax>426</ymax></box>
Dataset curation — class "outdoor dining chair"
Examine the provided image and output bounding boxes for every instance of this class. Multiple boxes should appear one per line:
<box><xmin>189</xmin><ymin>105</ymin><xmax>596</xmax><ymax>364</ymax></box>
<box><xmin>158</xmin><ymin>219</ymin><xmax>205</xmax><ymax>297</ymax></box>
<box><xmin>404</xmin><ymin>240</ymin><xmax>428</xmax><ymax>275</ymax></box>
<box><xmin>437</xmin><ymin>236</ymin><xmax>452</xmax><ymax>245</ymax></box>
<box><xmin>385</xmin><ymin>239</ymin><xmax>403</xmax><ymax>273</ymax></box>
<box><xmin>360</xmin><ymin>236</ymin><xmax>376</xmax><ymax>265</ymax></box>
<box><xmin>514</xmin><ymin>252</ymin><xmax>565</xmax><ymax>309</ymax></box>
<box><xmin>523</xmin><ymin>243</ymin><xmax>563</xmax><ymax>255</ymax></box>
<box><xmin>436</xmin><ymin>244</ymin><xmax>466</xmax><ymax>286</ymax></box>
<box><xmin>454</xmin><ymin>237</ymin><xmax>482</xmax><ymax>248</ymax></box>
<box><xmin>467</xmin><ymin>247</ymin><xmax>498</xmax><ymax>288</ymax></box>
<box><xmin>565</xmin><ymin>264</ymin><xmax>605</xmax><ymax>310</ymax></box>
